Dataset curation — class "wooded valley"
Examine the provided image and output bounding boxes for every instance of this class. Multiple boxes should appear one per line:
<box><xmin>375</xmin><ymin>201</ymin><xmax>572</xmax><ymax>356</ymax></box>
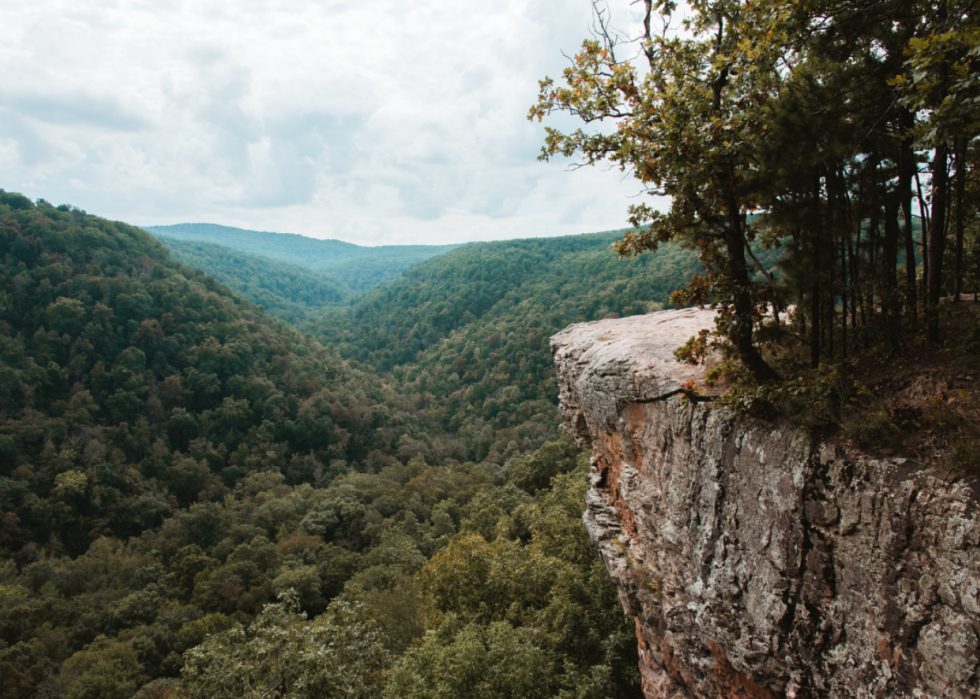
<box><xmin>2</xmin><ymin>0</ymin><xmax>979</xmax><ymax>697</ymax></box>
<box><xmin>0</xmin><ymin>193</ymin><xmax>653</xmax><ymax>699</ymax></box>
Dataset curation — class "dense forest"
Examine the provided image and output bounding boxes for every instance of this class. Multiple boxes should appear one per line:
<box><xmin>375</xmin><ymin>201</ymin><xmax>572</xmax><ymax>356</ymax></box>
<box><xmin>0</xmin><ymin>191</ymin><xmax>785</xmax><ymax>699</ymax></box>
<box><xmin>0</xmin><ymin>193</ymin><xmax>644</xmax><ymax>698</ymax></box>
<box><xmin>307</xmin><ymin>234</ymin><xmax>780</xmax><ymax>464</ymax></box>
<box><xmin>149</xmin><ymin>227</ymin><xmax>782</xmax><ymax>467</ymax></box>
<box><xmin>157</xmin><ymin>237</ymin><xmax>351</xmax><ymax>325</ymax></box>
<box><xmin>153</xmin><ymin>227</ymin><xmax>781</xmax><ymax>463</ymax></box>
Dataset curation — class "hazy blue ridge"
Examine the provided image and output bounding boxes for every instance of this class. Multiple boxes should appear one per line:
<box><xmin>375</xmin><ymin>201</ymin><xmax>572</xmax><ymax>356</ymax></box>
<box><xmin>143</xmin><ymin>222</ymin><xmax>462</xmax><ymax>291</ymax></box>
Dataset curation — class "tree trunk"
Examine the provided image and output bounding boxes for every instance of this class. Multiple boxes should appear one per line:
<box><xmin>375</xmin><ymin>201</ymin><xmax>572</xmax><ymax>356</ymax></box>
<box><xmin>812</xmin><ymin>207</ymin><xmax>822</xmax><ymax>368</ymax></box>
<box><xmin>826</xmin><ymin>174</ymin><xmax>836</xmax><ymax>360</ymax></box>
<box><xmin>900</xmin><ymin>108</ymin><xmax>917</xmax><ymax>324</ymax></box>
<box><xmin>927</xmin><ymin>141</ymin><xmax>949</xmax><ymax>343</ymax></box>
<box><xmin>916</xmin><ymin>169</ymin><xmax>931</xmax><ymax>316</ymax></box>
<box><xmin>884</xmin><ymin>194</ymin><xmax>902</xmax><ymax>349</ymax></box>
<box><xmin>954</xmin><ymin>135</ymin><xmax>966</xmax><ymax>302</ymax></box>
<box><xmin>841</xmin><ymin>225</ymin><xmax>848</xmax><ymax>357</ymax></box>
<box><xmin>724</xmin><ymin>223</ymin><xmax>780</xmax><ymax>383</ymax></box>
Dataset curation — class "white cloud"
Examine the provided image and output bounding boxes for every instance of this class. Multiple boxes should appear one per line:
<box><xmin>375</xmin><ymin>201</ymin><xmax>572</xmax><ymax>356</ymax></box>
<box><xmin>0</xmin><ymin>0</ymin><xmax>662</xmax><ymax>244</ymax></box>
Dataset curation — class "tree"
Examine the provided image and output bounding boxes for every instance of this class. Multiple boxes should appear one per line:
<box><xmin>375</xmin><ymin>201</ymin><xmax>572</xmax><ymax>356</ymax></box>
<box><xmin>178</xmin><ymin>592</ymin><xmax>388</xmax><ymax>699</ymax></box>
<box><xmin>533</xmin><ymin>0</ymin><xmax>980</xmax><ymax>375</ymax></box>
<box><xmin>893</xmin><ymin>3</ymin><xmax>980</xmax><ymax>336</ymax></box>
<box><xmin>530</xmin><ymin>0</ymin><xmax>784</xmax><ymax>382</ymax></box>
<box><xmin>384</xmin><ymin>617</ymin><xmax>554</xmax><ymax>699</ymax></box>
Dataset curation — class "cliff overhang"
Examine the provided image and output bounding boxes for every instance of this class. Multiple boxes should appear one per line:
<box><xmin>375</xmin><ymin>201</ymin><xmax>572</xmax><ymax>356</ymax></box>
<box><xmin>552</xmin><ymin>309</ymin><xmax>980</xmax><ymax>699</ymax></box>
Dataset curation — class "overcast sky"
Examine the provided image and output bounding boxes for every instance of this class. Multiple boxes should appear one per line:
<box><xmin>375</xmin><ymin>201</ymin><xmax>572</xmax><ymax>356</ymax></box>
<box><xmin>0</xmin><ymin>0</ymin><xmax>664</xmax><ymax>246</ymax></box>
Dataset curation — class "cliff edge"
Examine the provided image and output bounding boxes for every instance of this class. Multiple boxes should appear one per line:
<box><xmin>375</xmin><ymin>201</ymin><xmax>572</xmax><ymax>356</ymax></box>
<box><xmin>552</xmin><ymin>309</ymin><xmax>980</xmax><ymax>699</ymax></box>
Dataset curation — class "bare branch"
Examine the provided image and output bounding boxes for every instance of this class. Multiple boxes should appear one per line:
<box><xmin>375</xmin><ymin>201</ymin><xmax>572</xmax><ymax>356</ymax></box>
<box><xmin>641</xmin><ymin>0</ymin><xmax>655</xmax><ymax>67</ymax></box>
<box><xmin>744</xmin><ymin>238</ymin><xmax>776</xmax><ymax>284</ymax></box>
<box><xmin>590</xmin><ymin>0</ymin><xmax>624</xmax><ymax>63</ymax></box>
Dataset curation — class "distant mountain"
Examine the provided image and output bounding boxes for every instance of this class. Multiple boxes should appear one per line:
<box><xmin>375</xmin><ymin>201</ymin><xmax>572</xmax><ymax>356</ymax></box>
<box><xmin>157</xmin><ymin>236</ymin><xmax>351</xmax><ymax>325</ymax></box>
<box><xmin>142</xmin><ymin>223</ymin><xmax>461</xmax><ymax>292</ymax></box>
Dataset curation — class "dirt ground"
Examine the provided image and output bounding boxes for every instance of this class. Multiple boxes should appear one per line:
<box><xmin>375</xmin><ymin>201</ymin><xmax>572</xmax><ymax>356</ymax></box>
<box><xmin>837</xmin><ymin>299</ymin><xmax>980</xmax><ymax>472</ymax></box>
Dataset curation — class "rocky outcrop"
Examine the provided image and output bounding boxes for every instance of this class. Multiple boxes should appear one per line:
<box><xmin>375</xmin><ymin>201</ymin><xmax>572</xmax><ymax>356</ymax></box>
<box><xmin>552</xmin><ymin>310</ymin><xmax>980</xmax><ymax>699</ymax></box>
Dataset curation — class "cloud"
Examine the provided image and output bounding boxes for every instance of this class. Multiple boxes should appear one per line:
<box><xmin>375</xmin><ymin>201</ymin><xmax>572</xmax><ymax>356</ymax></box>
<box><xmin>0</xmin><ymin>90</ymin><xmax>149</xmax><ymax>131</ymax></box>
<box><xmin>0</xmin><ymin>0</ymin><xmax>658</xmax><ymax>244</ymax></box>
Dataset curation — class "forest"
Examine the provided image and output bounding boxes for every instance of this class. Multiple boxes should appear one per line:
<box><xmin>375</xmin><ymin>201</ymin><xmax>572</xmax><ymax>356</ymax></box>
<box><xmin>156</xmin><ymin>238</ymin><xmax>351</xmax><ymax>326</ymax></box>
<box><xmin>1</xmin><ymin>0</ymin><xmax>979</xmax><ymax>697</ymax></box>
<box><xmin>0</xmin><ymin>193</ymin><xmax>648</xmax><ymax>698</ymax></box>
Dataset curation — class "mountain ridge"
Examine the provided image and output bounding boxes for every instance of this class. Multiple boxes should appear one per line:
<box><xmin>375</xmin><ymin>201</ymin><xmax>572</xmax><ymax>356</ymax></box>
<box><xmin>143</xmin><ymin>223</ymin><xmax>461</xmax><ymax>292</ymax></box>
<box><xmin>155</xmin><ymin>236</ymin><xmax>352</xmax><ymax>324</ymax></box>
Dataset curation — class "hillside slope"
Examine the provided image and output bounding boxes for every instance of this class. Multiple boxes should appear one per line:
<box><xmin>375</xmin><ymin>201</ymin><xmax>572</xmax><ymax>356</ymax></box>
<box><xmin>0</xmin><ymin>193</ymin><xmax>406</xmax><ymax>554</ymax></box>
<box><xmin>309</xmin><ymin>232</ymin><xmax>784</xmax><ymax>463</ymax></box>
<box><xmin>0</xmin><ymin>191</ymin><xmax>640</xmax><ymax>699</ymax></box>
<box><xmin>157</xmin><ymin>236</ymin><xmax>351</xmax><ymax>324</ymax></box>
<box><xmin>144</xmin><ymin>223</ymin><xmax>460</xmax><ymax>292</ymax></box>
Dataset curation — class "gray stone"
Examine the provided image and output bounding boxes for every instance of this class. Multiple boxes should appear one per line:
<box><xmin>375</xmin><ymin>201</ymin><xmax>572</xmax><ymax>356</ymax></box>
<box><xmin>552</xmin><ymin>309</ymin><xmax>980</xmax><ymax>699</ymax></box>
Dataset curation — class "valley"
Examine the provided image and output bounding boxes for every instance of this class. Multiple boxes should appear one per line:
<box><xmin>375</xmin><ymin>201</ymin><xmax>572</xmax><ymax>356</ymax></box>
<box><xmin>146</xmin><ymin>224</ymin><xmax>460</xmax><ymax>293</ymax></box>
<box><xmin>3</xmin><ymin>0</ymin><xmax>978</xmax><ymax>696</ymax></box>
<box><xmin>0</xmin><ymin>194</ymin><xmax>677</xmax><ymax>699</ymax></box>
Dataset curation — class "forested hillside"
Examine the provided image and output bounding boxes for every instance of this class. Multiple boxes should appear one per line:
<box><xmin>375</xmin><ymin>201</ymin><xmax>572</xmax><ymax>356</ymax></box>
<box><xmin>314</xmin><ymin>232</ymin><xmax>696</xmax><ymax>369</ymax></box>
<box><xmin>144</xmin><ymin>223</ymin><xmax>460</xmax><ymax>292</ymax></box>
<box><xmin>157</xmin><ymin>237</ymin><xmax>350</xmax><ymax>325</ymax></box>
<box><xmin>0</xmin><ymin>191</ymin><xmax>640</xmax><ymax>699</ymax></box>
<box><xmin>3</xmin><ymin>0</ymin><xmax>978</xmax><ymax>696</ymax></box>
<box><xmin>145</xmin><ymin>229</ymin><xmax>764</xmax><ymax>468</ymax></box>
<box><xmin>308</xmin><ymin>233</ymin><xmax>779</xmax><ymax>464</ymax></box>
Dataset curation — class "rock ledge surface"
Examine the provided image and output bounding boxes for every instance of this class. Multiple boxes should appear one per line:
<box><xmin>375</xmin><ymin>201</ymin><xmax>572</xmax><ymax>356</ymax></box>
<box><xmin>552</xmin><ymin>309</ymin><xmax>979</xmax><ymax>699</ymax></box>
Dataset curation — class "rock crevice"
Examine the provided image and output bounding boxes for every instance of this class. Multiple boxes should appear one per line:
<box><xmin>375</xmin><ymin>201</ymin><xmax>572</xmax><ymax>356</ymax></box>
<box><xmin>552</xmin><ymin>310</ymin><xmax>980</xmax><ymax>698</ymax></box>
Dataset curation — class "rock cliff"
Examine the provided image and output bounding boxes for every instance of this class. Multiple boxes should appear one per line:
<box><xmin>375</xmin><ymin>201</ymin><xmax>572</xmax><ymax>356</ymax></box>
<box><xmin>552</xmin><ymin>309</ymin><xmax>980</xmax><ymax>698</ymax></box>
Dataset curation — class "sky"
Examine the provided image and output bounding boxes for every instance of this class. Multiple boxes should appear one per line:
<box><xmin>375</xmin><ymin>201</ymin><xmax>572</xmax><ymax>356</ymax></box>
<box><xmin>0</xmin><ymin>0</ymin><xmax>665</xmax><ymax>246</ymax></box>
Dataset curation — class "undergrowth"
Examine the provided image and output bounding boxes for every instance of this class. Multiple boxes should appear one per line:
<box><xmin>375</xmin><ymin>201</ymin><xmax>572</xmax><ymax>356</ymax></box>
<box><xmin>686</xmin><ymin>310</ymin><xmax>980</xmax><ymax>476</ymax></box>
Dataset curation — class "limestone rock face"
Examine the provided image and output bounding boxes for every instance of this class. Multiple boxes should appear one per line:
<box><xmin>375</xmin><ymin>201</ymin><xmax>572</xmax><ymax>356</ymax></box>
<box><xmin>551</xmin><ymin>309</ymin><xmax>980</xmax><ymax>699</ymax></box>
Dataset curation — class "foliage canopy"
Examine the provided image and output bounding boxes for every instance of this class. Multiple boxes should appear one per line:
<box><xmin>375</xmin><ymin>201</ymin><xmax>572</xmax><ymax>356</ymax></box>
<box><xmin>531</xmin><ymin>0</ymin><xmax>980</xmax><ymax>383</ymax></box>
